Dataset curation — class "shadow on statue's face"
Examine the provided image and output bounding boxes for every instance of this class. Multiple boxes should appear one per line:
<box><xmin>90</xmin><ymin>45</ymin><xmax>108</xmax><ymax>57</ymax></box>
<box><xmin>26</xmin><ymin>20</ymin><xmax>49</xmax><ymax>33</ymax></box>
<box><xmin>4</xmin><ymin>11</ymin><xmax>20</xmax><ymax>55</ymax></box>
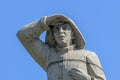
<box><xmin>53</xmin><ymin>23</ymin><xmax>74</xmax><ymax>47</ymax></box>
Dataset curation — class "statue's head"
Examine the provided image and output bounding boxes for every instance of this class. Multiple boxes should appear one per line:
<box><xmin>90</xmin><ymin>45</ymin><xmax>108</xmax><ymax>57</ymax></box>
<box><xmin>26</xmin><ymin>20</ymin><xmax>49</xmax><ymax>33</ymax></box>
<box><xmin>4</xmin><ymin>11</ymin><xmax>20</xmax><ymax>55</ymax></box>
<box><xmin>45</xmin><ymin>14</ymin><xmax>85</xmax><ymax>49</ymax></box>
<box><xmin>52</xmin><ymin>23</ymin><xmax>74</xmax><ymax>48</ymax></box>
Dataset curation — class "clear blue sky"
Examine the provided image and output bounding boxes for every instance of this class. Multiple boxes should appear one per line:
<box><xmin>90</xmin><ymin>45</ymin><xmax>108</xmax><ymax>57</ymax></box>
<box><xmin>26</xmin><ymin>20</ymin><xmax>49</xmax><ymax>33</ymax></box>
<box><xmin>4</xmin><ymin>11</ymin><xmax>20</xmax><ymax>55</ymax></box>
<box><xmin>0</xmin><ymin>0</ymin><xmax>120</xmax><ymax>80</ymax></box>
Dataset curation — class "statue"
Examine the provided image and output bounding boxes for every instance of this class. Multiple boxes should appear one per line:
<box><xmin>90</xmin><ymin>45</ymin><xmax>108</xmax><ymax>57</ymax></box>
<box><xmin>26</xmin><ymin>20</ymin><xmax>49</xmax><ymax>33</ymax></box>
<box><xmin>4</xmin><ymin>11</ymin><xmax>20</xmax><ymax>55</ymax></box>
<box><xmin>17</xmin><ymin>14</ymin><xmax>106</xmax><ymax>80</ymax></box>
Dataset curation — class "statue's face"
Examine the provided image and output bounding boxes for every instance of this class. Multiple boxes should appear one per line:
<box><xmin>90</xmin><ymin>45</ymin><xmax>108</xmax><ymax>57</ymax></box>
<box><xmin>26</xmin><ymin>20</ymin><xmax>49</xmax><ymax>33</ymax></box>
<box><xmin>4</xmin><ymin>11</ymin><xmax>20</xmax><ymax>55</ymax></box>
<box><xmin>53</xmin><ymin>23</ymin><xmax>73</xmax><ymax>47</ymax></box>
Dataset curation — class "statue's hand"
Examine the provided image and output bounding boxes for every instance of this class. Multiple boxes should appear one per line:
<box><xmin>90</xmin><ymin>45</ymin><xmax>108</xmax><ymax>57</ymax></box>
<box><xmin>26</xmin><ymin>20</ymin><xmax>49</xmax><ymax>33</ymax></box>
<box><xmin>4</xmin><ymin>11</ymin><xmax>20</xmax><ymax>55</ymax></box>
<box><xmin>46</xmin><ymin>14</ymin><xmax>68</xmax><ymax>26</ymax></box>
<box><xmin>69</xmin><ymin>68</ymin><xmax>91</xmax><ymax>80</ymax></box>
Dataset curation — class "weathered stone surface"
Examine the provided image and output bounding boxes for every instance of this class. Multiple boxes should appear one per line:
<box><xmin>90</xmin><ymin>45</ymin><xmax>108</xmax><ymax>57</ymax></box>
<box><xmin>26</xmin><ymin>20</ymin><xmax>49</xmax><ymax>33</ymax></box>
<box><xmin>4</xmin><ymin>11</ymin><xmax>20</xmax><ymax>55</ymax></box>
<box><xmin>17</xmin><ymin>14</ymin><xmax>106</xmax><ymax>80</ymax></box>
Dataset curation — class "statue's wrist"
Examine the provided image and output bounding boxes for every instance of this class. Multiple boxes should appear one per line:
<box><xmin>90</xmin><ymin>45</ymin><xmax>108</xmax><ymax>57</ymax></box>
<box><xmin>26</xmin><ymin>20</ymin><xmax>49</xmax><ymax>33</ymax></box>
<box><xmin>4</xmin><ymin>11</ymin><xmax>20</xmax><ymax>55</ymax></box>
<box><xmin>41</xmin><ymin>16</ymin><xmax>49</xmax><ymax>31</ymax></box>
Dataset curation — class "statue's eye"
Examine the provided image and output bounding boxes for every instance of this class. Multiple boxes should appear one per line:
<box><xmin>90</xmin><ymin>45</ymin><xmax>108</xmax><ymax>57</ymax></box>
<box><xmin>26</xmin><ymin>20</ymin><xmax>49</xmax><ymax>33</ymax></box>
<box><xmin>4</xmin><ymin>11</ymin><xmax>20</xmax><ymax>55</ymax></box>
<box><xmin>62</xmin><ymin>24</ymin><xmax>71</xmax><ymax>31</ymax></box>
<box><xmin>54</xmin><ymin>27</ymin><xmax>59</xmax><ymax>32</ymax></box>
<box><xmin>62</xmin><ymin>27</ymin><xmax>67</xmax><ymax>30</ymax></box>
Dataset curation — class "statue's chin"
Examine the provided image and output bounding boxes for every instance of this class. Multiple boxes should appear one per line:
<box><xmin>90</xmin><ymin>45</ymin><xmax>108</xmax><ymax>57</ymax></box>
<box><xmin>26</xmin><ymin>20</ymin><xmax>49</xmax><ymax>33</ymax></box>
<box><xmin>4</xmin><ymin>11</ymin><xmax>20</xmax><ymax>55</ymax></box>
<box><xmin>57</xmin><ymin>41</ymin><xmax>67</xmax><ymax>48</ymax></box>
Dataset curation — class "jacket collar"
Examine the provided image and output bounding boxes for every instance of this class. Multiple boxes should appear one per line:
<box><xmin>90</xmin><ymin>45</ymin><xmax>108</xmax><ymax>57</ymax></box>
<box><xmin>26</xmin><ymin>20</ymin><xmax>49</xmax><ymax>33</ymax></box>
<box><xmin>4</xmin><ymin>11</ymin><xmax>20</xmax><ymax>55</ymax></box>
<box><xmin>55</xmin><ymin>45</ymin><xmax>76</xmax><ymax>53</ymax></box>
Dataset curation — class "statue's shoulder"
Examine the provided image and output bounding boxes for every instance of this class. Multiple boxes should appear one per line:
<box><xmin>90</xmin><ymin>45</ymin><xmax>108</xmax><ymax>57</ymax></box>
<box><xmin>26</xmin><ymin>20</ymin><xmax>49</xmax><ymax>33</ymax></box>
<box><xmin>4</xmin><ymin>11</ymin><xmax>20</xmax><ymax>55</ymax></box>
<box><xmin>76</xmin><ymin>49</ymin><xmax>96</xmax><ymax>56</ymax></box>
<box><xmin>76</xmin><ymin>49</ymin><xmax>101</xmax><ymax>66</ymax></box>
<box><xmin>81</xmin><ymin>49</ymin><xmax>102</xmax><ymax>67</ymax></box>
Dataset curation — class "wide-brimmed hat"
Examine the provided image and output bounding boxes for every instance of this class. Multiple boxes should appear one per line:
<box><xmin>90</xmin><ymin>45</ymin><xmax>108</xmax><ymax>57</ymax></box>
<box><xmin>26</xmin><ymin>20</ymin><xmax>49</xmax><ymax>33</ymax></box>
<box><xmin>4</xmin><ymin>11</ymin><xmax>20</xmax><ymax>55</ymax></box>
<box><xmin>44</xmin><ymin>14</ymin><xmax>85</xmax><ymax>49</ymax></box>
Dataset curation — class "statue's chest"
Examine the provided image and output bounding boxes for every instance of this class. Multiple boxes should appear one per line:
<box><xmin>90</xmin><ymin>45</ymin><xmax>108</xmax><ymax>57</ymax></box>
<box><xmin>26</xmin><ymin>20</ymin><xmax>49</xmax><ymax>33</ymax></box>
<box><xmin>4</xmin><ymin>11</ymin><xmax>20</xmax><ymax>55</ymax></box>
<box><xmin>49</xmin><ymin>50</ymin><xmax>86</xmax><ymax>60</ymax></box>
<box><xmin>47</xmin><ymin>50</ymin><xmax>88</xmax><ymax>80</ymax></box>
<box><xmin>47</xmin><ymin>50</ymin><xmax>87</xmax><ymax>71</ymax></box>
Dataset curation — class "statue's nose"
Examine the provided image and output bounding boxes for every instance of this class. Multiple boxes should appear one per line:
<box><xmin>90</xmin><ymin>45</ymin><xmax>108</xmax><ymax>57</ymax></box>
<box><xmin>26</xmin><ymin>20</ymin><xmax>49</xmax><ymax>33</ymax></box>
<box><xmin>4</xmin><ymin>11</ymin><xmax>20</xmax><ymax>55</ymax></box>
<box><xmin>59</xmin><ymin>27</ymin><xmax>64</xmax><ymax>33</ymax></box>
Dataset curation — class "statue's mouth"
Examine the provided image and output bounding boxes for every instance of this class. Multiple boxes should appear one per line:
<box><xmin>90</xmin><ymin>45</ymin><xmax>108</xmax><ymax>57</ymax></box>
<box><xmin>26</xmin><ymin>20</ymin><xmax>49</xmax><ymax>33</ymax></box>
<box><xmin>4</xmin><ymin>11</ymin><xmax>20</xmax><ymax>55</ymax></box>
<box><xmin>59</xmin><ymin>34</ymin><xmax>65</xmax><ymax>39</ymax></box>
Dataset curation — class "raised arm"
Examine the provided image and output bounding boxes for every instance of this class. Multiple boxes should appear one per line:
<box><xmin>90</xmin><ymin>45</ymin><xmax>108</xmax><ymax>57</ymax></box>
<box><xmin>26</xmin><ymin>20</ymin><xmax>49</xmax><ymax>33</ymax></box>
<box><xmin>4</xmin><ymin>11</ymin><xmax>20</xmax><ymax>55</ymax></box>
<box><xmin>86</xmin><ymin>52</ymin><xmax>106</xmax><ymax>80</ymax></box>
<box><xmin>17</xmin><ymin>17</ymin><xmax>50</xmax><ymax>71</ymax></box>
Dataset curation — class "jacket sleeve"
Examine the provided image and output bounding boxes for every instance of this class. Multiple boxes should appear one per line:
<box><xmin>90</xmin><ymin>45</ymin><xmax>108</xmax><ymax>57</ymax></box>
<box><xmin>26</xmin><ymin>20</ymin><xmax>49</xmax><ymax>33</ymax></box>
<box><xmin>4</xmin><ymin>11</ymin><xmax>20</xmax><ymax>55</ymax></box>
<box><xmin>86</xmin><ymin>51</ymin><xmax>106</xmax><ymax>80</ymax></box>
<box><xmin>17</xmin><ymin>17</ymin><xmax>50</xmax><ymax>71</ymax></box>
